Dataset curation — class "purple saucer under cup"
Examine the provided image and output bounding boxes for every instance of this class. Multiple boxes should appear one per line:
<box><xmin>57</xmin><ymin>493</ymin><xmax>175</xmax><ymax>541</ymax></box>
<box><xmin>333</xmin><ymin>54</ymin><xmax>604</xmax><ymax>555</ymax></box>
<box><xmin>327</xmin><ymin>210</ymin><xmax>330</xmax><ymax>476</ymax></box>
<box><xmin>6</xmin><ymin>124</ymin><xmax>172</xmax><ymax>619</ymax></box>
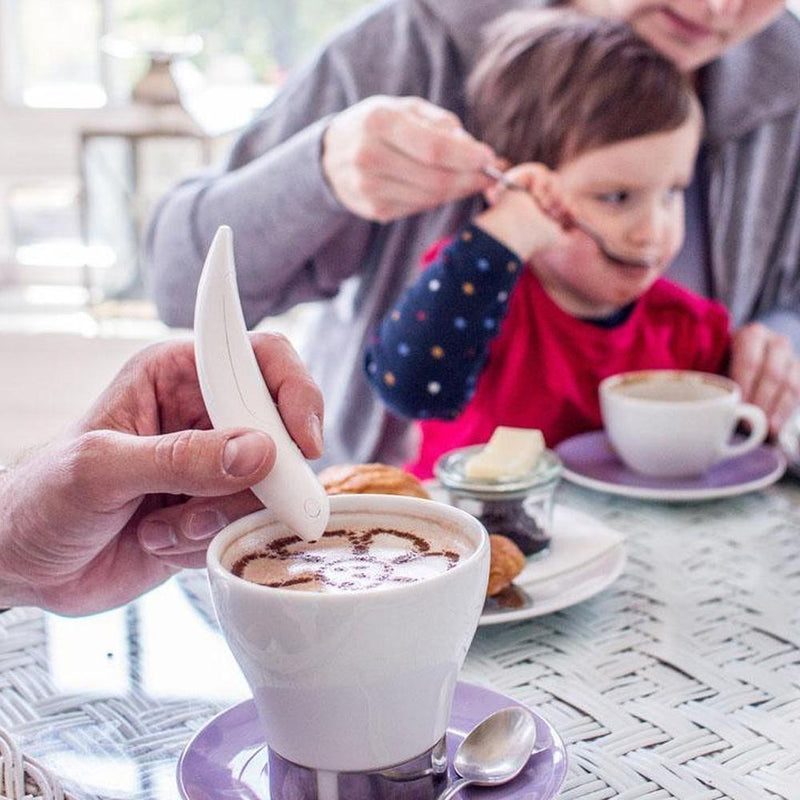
<box><xmin>556</xmin><ymin>431</ymin><xmax>786</xmax><ymax>501</ymax></box>
<box><xmin>176</xmin><ymin>682</ymin><xmax>567</xmax><ymax>800</ymax></box>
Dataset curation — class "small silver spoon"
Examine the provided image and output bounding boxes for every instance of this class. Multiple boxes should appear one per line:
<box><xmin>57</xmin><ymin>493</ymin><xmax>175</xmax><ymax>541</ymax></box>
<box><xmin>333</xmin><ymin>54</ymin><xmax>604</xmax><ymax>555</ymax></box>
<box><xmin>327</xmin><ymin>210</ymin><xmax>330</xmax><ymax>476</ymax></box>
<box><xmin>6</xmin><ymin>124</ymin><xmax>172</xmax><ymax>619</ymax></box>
<box><xmin>481</xmin><ymin>166</ymin><xmax>654</xmax><ymax>269</ymax></box>
<box><xmin>436</xmin><ymin>706</ymin><xmax>538</xmax><ymax>800</ymax></box>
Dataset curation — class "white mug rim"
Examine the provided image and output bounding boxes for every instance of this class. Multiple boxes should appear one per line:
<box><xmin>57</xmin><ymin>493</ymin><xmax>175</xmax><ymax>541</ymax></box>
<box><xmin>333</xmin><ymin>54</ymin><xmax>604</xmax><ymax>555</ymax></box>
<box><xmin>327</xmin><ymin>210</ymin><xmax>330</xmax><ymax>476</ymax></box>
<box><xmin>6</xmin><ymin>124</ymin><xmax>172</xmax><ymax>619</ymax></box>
<box><xmin>600</xmin><ymin>369</ymin><xmax>739</xmax><ymax>407</ymax></box>
<box><xmin>207</xmin><ymin>493</ymin><xmax>488</xmax><ymax>602</ymax></box>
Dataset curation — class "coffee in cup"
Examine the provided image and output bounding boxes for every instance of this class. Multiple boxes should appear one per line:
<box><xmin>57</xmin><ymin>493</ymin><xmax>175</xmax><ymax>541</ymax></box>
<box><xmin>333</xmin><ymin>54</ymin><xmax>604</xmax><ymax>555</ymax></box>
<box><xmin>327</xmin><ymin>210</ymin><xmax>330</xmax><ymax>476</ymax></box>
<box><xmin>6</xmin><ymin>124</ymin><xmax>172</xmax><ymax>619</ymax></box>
<box><xmin>599</xmin><ymin>370</ymin><xmax>768</xmax><ymax>478</ymax></box>
<box><xmin>230</xmin><ymin>523</ymin><xmax>470</xmax><ymax>592</ymax></box>
<box><xmin>207</xmin><ymin>493</ymin><xmax>489</xmax><ymax>800</ymax></box>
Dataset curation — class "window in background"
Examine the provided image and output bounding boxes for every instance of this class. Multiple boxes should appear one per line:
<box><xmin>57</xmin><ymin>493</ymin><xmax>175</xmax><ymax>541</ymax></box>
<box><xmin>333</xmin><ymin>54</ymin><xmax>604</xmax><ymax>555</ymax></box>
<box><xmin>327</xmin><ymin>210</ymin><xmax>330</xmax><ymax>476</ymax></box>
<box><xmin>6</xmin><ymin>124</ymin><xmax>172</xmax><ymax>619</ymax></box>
<box><xmin>111</xmin><ymin>0</ymin><xmax>370</xmax><ymax>87</ymax></box>
<box><xmin>1</xmin><ymin>0</ymin><xmax>107</xmax><ymax>108</ymax></box>
<box><xmin>0</xmin><ymin>0</ymin><xmax>372</xmax><ymax>316</ymax></box>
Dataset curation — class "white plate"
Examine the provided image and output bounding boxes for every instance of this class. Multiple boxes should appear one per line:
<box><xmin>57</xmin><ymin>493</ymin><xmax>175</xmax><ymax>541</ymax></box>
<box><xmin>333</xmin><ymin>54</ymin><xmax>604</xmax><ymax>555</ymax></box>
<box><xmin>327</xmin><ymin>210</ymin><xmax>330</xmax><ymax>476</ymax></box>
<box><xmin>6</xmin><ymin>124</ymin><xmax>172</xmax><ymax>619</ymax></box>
<box><xmin>556</xmin><ymin>431</ymin><xmax>787</xmax><ymax>503</ymax></box>
<box><xmin>479</xmin><ymin>506</ymin><xmax>626</xmax><ymax>625</ymax></box>
<box><xmin>426</xmin><ymin>484</ymin><xmax>627</xmax><ymax>625</ymax></box>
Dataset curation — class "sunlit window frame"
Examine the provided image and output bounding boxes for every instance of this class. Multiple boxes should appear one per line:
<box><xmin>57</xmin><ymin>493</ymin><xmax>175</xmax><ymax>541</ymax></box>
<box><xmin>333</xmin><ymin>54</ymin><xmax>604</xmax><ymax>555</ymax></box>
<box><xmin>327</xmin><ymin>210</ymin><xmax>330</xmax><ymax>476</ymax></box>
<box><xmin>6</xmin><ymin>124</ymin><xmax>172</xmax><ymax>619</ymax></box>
<box><xmin>1</xmin><ymin>0</ymin><xmax>114</xmax><ymax>109</ymax></box>
<box><xmin>0</xmin><ymin>0</ymin><xmax>117</xmax><ymax>296</ymax></box>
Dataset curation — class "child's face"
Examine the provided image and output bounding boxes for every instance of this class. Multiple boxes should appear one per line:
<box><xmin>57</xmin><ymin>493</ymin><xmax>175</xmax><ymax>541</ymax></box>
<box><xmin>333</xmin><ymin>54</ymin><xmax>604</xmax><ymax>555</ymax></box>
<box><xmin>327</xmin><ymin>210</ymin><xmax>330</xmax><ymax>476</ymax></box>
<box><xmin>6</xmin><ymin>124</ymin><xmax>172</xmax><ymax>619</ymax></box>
<box><xmin>576</xmin><ymin>1</ymin><xmax>785</xmax><ymax>72</ymax></box>
<box><xmin>532</xmin><ymin>107</ymin><xmax>701</xmax><ymax>319</ymax></box>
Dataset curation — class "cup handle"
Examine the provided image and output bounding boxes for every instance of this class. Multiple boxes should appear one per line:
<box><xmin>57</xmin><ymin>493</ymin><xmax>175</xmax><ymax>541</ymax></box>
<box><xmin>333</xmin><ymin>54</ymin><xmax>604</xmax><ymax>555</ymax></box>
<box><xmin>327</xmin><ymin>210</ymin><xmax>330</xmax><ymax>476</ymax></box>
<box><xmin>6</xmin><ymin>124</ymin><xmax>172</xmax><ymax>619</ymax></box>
<box><xmin>719</xmin><ymin>403</ymin><xmax>768</xmax><ymax>460</ymax></box>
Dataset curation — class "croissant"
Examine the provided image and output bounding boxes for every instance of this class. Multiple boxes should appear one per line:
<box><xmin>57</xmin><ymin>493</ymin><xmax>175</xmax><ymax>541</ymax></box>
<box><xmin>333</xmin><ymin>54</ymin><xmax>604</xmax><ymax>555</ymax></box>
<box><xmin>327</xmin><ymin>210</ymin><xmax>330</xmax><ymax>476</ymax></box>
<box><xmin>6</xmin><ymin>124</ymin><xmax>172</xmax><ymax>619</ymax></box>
<box><xmin>318</xmin><ymin>463</ymin><xmax>430</xmax><ymax>499</ymax></box>
<box><xmin>487</xmin><ymin>535</ymin><xmax>526</xmax><ymax>596</ymax></box>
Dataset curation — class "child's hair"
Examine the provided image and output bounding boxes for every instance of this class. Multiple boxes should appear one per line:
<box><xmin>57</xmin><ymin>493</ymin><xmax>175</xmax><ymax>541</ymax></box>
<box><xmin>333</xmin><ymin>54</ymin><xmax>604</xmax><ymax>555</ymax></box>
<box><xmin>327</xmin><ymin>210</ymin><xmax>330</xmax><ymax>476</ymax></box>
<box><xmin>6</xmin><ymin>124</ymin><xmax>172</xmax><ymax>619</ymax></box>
<box><xmin>467</xmin><ymin>9</ymin><xmax>700</xmax><ymax>169</ymax></box>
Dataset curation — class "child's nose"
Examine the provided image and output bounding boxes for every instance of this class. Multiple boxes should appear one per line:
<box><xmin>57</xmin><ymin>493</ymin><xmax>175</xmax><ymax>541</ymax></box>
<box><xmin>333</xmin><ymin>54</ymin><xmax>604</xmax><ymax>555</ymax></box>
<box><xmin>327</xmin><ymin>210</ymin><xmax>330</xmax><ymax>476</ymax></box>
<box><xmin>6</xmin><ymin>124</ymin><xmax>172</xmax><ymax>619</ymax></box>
<box><xmin>627</xmin><ymin>205</ymin><xmax>669</xmax><ymax>249</ymax></box>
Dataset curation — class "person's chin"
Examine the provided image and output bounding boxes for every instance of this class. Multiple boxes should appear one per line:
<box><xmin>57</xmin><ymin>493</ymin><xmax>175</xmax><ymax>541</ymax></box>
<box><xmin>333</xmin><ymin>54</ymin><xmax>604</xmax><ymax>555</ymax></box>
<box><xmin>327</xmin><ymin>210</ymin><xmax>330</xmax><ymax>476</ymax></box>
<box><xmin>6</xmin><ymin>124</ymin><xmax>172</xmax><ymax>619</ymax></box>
<box><xmin>608</xmin><ymin>271</ymin><xmax>658</xmax><ymax>305</ymax></box>
<box><xmin>635</xmin><ymin>12</ymin><xmax>724</xmax><ymax>71</ymax></box>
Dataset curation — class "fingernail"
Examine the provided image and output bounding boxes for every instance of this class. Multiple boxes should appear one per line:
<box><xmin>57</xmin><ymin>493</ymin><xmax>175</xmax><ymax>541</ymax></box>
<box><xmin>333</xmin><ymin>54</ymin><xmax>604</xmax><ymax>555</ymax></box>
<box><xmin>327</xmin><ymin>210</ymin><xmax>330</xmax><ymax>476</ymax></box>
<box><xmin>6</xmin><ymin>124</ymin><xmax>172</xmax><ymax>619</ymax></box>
<box><xmin>308</xmin><ymin>413</ymin><xmax>324</xmax><ymax>453</ymax></box>
<box><xmin>223</xmin><ymin>431</ymin><xmax>271</xmax><ymax>477</ymax></box>
<box><xmin>140</xmin><ymin>520</ymin><xmax>177</xmax><ymax>551</ymax></box>
<box><xmin>187</xmin><ymin>509</ymin><xmax>228</xmax><ymax>541</ymax></box>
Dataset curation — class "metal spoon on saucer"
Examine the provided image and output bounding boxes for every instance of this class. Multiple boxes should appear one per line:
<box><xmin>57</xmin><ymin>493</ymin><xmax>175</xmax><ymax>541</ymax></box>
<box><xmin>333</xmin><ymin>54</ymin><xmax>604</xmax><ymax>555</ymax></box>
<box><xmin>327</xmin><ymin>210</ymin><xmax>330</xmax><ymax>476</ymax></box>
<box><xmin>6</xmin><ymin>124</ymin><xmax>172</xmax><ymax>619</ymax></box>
<box><xmin>436</xmin><ymin>706</ymin><xmax>538</xmax><ymax>799</ymax></box>
<box><xmin>481</xmin><ymin>165</ymin><xmax>654</xmax><ymax>269</ymax></box>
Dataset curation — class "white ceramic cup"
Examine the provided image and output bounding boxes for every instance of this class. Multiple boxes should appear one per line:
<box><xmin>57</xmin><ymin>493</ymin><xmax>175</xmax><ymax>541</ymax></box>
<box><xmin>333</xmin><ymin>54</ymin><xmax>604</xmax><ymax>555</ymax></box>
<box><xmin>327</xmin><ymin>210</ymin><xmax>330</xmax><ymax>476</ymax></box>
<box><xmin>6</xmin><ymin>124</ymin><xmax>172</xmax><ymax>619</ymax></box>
<box><xmin>599</xmin><ymin>370</ymin><xmax>768</xmax><ymax>478</ymax></box>
<box><xmin>206</xmin><ymin>493</ymin><xmax>489</xmax><ymax>780</ymax></box>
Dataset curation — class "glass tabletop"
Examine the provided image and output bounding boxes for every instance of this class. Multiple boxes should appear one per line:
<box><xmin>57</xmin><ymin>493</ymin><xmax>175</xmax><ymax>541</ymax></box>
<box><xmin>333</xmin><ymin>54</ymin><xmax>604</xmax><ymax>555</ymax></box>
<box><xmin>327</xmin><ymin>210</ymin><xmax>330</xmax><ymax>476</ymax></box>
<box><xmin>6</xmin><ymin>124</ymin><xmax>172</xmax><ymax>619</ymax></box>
<box><xmin>2</xmin><ymin>478</ymin><xmax>800</xmax><ymax>800</ymax></box>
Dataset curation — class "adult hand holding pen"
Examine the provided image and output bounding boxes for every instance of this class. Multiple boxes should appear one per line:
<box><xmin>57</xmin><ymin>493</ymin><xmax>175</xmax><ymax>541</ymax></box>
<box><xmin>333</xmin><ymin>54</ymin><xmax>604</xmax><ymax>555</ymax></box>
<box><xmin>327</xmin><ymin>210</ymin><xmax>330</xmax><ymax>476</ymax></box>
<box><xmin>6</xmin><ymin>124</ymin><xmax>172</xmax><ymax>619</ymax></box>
<box><xmin>0</xmin><ymin>334</ymin><xmax>323</xmax><ymax>616</ymax></box>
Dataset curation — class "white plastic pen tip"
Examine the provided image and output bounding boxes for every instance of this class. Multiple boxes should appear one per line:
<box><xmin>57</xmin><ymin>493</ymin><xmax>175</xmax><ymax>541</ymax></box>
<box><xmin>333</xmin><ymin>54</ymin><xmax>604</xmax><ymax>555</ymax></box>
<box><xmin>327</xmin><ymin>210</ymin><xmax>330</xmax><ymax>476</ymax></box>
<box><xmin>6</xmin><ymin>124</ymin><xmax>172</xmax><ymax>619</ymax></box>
<box><xmin>294</xmin><ymin>508</ymin><xmax>330</xmax><ymax>543</ymax></box>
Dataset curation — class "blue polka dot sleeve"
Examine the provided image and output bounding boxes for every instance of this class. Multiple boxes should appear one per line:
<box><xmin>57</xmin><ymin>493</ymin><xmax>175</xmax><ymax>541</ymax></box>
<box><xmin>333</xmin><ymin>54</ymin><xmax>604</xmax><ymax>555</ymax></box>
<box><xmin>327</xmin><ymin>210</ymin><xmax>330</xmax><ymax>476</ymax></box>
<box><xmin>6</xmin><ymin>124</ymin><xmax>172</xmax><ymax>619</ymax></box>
<box><xmin>364</xmin><ymin>224</ymin><xmax>523</xmax><ymax>419</ymax></box>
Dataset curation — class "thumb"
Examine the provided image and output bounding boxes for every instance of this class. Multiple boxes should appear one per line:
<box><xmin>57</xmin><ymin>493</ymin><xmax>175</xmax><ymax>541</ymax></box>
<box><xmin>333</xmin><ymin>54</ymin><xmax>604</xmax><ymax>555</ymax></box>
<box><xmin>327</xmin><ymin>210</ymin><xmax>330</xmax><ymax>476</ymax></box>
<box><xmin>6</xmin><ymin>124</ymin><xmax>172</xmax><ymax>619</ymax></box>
<box><xmin>89</xmin><ymin>428</ymin><xmax>276</xmax><ymax>503</ymax></box>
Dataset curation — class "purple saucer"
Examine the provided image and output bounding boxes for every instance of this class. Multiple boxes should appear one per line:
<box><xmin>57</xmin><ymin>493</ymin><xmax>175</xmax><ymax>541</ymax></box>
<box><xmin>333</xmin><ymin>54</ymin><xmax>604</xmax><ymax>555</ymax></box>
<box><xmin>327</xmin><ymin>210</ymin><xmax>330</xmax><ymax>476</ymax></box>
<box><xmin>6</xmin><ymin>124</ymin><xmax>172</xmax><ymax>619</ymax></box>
<box><xmin>177</xmin><ymin>682</ymin><xmax>567</xmax><ymax>800</ymax></box>
<box><xmin>556</xmin><ymin>431</ymin><xmax>786</xmax><ymax>502</ymax></box>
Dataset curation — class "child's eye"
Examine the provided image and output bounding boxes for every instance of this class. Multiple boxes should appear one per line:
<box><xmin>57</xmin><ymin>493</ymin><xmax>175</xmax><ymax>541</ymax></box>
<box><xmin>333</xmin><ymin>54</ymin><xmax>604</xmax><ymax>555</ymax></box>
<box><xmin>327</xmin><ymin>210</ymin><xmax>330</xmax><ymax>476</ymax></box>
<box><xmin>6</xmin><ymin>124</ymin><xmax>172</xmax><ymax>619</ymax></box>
<box><xmin>596</xmin><ymin>190</ymin><xmax>629</xmax><ymax>205</ymax></box>
<box><xmin>662</xmin><ymin>185</ymin><xmax>686</xmax><ymax>205</ymax></box>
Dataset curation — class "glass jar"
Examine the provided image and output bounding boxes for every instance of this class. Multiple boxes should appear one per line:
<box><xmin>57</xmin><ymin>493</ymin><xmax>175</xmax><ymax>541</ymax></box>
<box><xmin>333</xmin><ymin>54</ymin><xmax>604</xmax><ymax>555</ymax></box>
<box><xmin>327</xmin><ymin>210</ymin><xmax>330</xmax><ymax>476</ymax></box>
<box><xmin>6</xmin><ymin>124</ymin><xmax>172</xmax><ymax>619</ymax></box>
<box><xmin>434</xmin><ymin>445</ymin><xmax>562</xmax><ymax>556</ymax></box>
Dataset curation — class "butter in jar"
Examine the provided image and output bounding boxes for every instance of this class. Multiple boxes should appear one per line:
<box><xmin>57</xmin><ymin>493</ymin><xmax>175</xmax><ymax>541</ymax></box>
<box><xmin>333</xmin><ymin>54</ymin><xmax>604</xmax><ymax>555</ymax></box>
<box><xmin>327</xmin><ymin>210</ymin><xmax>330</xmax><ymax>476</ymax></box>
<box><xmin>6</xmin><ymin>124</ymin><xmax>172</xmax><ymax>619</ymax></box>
<box><xmin>434</xmin><ymin>445</ymin><xmax>562</xmax><ymax>556</ymax></box>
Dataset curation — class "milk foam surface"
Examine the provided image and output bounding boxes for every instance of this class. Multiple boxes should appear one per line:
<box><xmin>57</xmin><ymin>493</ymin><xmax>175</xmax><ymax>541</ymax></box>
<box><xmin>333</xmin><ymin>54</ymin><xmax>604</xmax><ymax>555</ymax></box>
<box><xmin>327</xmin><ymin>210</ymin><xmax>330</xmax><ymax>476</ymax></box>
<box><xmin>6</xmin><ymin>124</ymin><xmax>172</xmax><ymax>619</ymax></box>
<box><xmin>231</xmin><ymin>526</ymin><xmax>467</xmax><ymax>592</ymax></box>
<box><xmin>615</xmin><ymin>376</ymin><xmax>729</xmax><ymax>402</ymax></box>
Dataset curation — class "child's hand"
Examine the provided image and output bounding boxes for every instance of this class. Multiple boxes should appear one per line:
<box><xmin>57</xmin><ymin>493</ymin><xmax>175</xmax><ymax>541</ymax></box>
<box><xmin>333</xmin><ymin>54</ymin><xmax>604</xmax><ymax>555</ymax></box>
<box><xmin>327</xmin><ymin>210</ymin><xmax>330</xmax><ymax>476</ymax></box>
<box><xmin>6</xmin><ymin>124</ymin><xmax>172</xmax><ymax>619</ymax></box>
<box><xmin>474</xmin><ymin>163</ymin><xmax>574</xmax><ymax>261</ymax></box>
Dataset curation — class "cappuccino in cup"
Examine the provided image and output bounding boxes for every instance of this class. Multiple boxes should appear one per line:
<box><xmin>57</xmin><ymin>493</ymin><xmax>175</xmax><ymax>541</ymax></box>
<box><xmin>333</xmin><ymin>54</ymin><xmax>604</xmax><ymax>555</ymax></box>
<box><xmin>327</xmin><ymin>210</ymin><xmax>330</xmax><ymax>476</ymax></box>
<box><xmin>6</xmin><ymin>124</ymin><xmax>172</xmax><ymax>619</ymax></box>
<box><xmin>599</xmin><ymin>370</ymin><xmax>768</xmax><ymax>478</ymax></box>
<box><xmin>230</xmin><ymin>524</ymin><xmax>470</xmax><ymax>592</ymax></box>
<box><xmin>207</xmin><ymin>494</ymin><xmax>489</xmax><ymax>800</ymax></box>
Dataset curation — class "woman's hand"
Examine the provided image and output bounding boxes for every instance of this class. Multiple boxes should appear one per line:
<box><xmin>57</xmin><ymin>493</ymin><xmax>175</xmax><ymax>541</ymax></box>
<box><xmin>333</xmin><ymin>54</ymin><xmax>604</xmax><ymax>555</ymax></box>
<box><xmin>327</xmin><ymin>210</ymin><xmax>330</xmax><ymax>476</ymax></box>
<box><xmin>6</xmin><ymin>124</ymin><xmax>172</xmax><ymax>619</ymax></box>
<box><xmin>322</xmin><ymin>96</ymin><xmax>497</xmax><ymax>222</ymax></box>
<box><xmin>729</xmin><ymin>322</ymin><xmax>800</xmax><ymax>436</ymax></box>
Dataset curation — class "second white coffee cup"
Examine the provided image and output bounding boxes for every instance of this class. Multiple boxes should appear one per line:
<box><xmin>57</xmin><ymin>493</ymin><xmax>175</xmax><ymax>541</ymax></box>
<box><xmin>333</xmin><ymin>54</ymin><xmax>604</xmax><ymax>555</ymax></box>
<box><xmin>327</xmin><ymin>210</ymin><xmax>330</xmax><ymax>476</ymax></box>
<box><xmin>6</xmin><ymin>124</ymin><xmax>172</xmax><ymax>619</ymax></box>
<box><xmin>599</xmin><ymin>370</ymin><xmax>768</xmax><ymax>478</ymax></box>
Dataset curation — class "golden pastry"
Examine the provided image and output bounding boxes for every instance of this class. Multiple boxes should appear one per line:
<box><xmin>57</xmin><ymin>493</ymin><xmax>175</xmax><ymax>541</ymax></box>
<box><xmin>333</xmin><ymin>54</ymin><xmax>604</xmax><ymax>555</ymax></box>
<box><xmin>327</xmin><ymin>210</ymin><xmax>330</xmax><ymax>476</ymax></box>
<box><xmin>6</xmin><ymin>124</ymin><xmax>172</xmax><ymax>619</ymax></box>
<box><xmin>318</xmin><ymin>463</ymin><xmax>430</xmax><ymax>499</ymax></box>
<box><xmin>487</xmin><ymin>534</ymin><xmax>526</xmax><ymax>596</ymax></box>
